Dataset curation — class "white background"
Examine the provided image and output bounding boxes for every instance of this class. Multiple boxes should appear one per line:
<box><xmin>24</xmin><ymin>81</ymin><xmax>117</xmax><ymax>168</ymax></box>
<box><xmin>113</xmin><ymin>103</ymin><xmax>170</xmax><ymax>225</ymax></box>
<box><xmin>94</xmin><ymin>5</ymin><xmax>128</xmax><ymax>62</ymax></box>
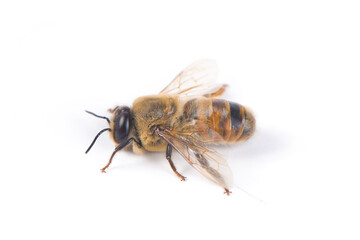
<box><xmin>1</xmin><ymin>0</ymin><xmax>359</xmax><ymax>239</ymax></box>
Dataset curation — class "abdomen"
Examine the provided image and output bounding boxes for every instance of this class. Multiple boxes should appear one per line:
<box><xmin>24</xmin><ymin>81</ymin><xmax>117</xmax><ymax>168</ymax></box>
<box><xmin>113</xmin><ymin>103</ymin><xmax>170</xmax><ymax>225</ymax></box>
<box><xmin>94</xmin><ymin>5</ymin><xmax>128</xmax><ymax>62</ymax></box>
<box><xmin>182</xmin><ymin>98</ymin><xmax>256</xmax><ymax>143</ymax></box>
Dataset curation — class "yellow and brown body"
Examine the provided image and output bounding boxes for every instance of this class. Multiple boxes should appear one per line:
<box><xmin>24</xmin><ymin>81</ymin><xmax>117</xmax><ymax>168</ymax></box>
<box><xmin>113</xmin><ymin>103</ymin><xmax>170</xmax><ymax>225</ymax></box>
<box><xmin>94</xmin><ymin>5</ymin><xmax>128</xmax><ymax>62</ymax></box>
<box><xmin>85</xmin><ymin>60</ymin><xmax>256</xmax><ymax>194</ymax></box>
<box><xmin>130</xmin><ymin>95</ymin><xmax>255</xmax><ymax>153</ymax></box>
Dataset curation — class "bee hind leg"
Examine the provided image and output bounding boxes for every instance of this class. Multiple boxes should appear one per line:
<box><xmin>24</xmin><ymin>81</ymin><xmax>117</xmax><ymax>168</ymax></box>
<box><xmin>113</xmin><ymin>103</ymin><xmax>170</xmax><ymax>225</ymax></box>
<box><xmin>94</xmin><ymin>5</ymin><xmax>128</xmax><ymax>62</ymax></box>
<box><xmin>166</xmin><ymin>144</ymin><xmax>186</xmax><ymax>181</ymax></box>
<box><xmin>224</xmin><ymin>188</ymin><xmax>232</xmax><ymax>196</ymax></box>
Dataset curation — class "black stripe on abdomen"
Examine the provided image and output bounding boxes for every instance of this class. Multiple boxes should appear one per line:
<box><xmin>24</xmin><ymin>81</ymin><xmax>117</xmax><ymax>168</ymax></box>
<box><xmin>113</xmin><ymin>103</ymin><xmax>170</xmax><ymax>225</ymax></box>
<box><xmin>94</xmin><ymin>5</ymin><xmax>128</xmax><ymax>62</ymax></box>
<box><xmin>229</xmin><ymin>101</ymin><xmax>243</xmax><ymax>136</ymax></box>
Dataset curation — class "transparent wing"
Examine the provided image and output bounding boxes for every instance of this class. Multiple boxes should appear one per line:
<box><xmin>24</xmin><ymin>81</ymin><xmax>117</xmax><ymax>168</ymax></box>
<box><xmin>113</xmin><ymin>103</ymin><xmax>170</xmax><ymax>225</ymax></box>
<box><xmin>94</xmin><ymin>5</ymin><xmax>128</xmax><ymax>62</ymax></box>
<box><xmin>160</xmin><ymin>59</ymin><xmax>227</xmax><ymax>98</ymax></box>
<box><xmin>156</xmin><ymin>127</ymin><xmax>233</xmax><ymax>189</ymax></box>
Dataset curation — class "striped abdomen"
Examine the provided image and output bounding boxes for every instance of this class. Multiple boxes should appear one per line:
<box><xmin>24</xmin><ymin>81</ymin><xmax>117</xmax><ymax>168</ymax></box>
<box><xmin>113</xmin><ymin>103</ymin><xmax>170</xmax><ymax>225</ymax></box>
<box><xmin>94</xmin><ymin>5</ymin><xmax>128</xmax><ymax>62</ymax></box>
<box><xmin>182</xmin><ymin>98</ymin><xmax>255</xmax><ymax>142</ymax></box>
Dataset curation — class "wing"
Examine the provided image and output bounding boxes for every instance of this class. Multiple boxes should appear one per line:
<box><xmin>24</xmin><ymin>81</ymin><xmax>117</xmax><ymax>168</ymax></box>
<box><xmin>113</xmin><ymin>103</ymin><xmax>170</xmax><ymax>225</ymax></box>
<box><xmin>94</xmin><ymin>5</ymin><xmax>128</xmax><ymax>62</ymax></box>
<box><xmin>156</xmin><ymin>127</ymin><xmax>233</xmax><ymax>190</ymax></box>
<box><xmin>160</xmin><ymin>59</ymin><xmax>227</xmax><ymax>98</ymax></box>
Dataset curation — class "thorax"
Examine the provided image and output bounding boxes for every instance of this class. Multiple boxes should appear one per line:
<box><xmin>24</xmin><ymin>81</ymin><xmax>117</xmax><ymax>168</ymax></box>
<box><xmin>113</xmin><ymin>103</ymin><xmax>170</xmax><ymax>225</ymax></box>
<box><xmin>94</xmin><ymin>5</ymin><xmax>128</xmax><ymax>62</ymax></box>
<box><xmin>131</xmin><ymin>95</ymin><xmax>180</xmax><ymax>151</ymax></box>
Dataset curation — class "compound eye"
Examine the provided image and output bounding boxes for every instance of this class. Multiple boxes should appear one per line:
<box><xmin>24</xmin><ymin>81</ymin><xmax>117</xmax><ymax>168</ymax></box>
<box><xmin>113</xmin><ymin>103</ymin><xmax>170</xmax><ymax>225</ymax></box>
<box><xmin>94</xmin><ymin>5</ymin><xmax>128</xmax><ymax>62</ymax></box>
<box><xmin>118</xmin><ymin>113</ymin><xmax>129</xmax><ymax>136</ymax></box>
<box><xmin>113</xmin><ymin>108</ymin><xmax>130</xmax><ymax>144</ymax></box>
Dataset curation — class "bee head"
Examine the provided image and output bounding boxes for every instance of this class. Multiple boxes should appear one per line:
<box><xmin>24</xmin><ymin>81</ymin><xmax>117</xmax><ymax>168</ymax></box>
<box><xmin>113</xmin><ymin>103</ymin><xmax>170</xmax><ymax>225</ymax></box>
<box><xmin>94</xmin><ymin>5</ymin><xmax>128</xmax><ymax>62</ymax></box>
<box><xmin>85</xmin><ymin>106</ymin><xmax>131</xmax><ymax>154</ymax></box>
<box><xmin>110</xmin><ymin>106</ymin><xmax>131</xmax><ymax>145</ymax></box>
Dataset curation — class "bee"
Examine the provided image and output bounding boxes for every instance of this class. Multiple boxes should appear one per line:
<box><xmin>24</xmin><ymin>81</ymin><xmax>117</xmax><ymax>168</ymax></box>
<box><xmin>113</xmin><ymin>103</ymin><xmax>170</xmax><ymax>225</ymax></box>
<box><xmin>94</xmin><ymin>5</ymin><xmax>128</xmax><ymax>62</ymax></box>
<box><xmin>85</xmin><ymin>60</ymin><xmax>255</xmax><ymax>195</ymax></box>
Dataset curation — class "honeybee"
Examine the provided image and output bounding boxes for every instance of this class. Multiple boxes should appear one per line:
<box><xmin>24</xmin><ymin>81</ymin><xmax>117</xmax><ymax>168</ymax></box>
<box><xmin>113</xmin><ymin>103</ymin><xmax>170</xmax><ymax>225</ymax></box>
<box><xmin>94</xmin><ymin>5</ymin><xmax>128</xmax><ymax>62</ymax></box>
<box><xmin>86</xmin><ymin>60</ymin><xmax>255</xmax><ymax>195</ymax></box>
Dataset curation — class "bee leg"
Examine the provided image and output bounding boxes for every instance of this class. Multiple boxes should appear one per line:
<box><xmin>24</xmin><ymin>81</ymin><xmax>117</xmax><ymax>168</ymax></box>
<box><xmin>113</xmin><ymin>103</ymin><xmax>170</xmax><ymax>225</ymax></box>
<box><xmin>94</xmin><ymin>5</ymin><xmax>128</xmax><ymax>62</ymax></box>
<box><xmin>166</xmin><ymin>144</ymin><xmax>186</xmax><ymax>181</ymax></box>
<box><xmin>107</xmin><ymin>106</ymin><xmax>119</xmax><ymax>113</ymax></box>
<box><xmin>224</xmin><ymin>188</ymin><xmax>232</xmax><ymax>196</ymax></box>
<box><xmin>101</xmin><ymin>138</ymin><xmax>135</xmax><ymax>173</ymax></box>
<box><xmin>209</xmin><ymin>84</ymin><xmax>228</xmax><ymax>98</ymax></box>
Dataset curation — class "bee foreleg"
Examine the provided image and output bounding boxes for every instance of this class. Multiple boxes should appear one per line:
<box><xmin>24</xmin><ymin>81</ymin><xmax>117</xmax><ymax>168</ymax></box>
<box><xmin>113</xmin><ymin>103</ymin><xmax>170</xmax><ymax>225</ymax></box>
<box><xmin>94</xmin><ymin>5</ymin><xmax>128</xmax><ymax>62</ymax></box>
<box><xmin>101</xmin><ymin>138</ymin><xmax>136</xmax><ymax>173</ymax></box>
<box><xmin>166</xmin><ymin>144</ymin><xmax>186</xmax><ymax>181</ymax></box>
